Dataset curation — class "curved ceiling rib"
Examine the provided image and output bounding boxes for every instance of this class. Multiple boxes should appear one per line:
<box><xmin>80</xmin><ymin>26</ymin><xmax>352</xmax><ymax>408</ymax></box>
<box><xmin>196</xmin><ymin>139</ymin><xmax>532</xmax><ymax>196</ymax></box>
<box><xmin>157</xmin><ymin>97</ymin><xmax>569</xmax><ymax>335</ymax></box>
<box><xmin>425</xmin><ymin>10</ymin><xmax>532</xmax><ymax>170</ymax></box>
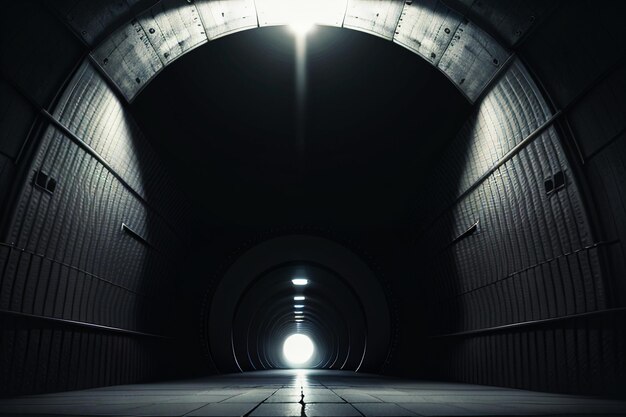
<box><xmin>50</xmin><ymin>0</ymin><xmax>516</xmax><ymax>103</ymax></box>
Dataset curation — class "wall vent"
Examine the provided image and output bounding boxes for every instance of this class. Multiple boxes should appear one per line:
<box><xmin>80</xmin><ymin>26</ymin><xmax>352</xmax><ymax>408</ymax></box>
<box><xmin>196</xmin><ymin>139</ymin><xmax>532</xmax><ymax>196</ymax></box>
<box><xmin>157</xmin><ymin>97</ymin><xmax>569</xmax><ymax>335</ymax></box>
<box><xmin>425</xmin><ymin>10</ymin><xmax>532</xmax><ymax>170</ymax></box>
<box><xmin>32</xmin><ymin>170</ymin><xmax>56</xmax><ymax>194</ymax></box>
<box><xmin>545</xmin><ymin>170</ymin><xmax>566</xmax><ymax>195</ymax></box>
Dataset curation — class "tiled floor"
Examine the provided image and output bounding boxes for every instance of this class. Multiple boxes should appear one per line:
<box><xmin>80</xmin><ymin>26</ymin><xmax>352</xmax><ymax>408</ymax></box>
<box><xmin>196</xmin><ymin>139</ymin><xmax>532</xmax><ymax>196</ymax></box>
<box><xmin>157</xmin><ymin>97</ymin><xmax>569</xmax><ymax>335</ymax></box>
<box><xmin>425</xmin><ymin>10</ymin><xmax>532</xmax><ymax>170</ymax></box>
<box><xmin>0</xmin><ymin>369</ymin><xmax>624</xmax><ymax>416</ymax></box>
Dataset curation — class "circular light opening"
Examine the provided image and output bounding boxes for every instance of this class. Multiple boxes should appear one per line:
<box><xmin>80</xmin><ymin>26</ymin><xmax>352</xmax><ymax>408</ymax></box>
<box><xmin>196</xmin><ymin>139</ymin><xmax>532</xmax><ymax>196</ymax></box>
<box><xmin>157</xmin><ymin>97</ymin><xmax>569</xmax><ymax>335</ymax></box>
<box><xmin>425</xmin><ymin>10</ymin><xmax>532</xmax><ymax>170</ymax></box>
<box><xmin>283</xmin><ymin>334</ymin><xmax>314</xmax><ymax>366</ymax></box>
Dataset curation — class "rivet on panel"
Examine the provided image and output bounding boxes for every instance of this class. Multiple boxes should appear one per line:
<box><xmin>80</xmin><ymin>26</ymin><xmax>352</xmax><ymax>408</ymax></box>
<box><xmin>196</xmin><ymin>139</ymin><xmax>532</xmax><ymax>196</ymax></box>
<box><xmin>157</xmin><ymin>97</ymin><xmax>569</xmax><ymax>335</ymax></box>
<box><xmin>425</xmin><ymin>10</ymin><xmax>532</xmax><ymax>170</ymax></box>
<box><xmin>444</xmin><ymin>27</ymin><xmax>450</xmax><ymax>34</ymax></box>
<box><xmin>430</xmin><ymin>53</ymin><xmax>436</xmax><ymax>59</ymax></box>
<box><xmin>164</xmin><ymin>52</ymin><xmax>170</xmax><ymax>58</ymax></box>
<box><xmin>492</xmin><ymin>58</ymin><xmax>499</xmax><ymax>66</ymax></box>
<box><xmin>136</xmin><ymin>78</ymin><xmax>141</xmax><ymax>84</ymax></box>
<box><xmin>459</xmin><ymin>78</ymin><xmax>465</xmax><ymax>85</ymax></box>
<box><xmin>149</xmin><ymin>28</ymin><xmax>155</xmax><ymax>34</ymax></box>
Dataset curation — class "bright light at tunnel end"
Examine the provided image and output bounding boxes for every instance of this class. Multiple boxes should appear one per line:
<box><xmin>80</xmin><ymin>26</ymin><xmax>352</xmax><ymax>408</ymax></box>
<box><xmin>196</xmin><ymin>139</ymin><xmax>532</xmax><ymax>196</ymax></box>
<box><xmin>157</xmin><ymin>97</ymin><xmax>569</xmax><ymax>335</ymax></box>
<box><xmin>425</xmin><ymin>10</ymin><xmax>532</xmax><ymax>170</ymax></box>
<box><xmin>289</xmin><ymin>21</ymin><xmax>315</xmax><ymax>36</ymax></box>
<box><xmin>283</xmin><ymin>334</ymin><xmax>314</xmax><ymax>366</ymax></box>
<box><xmin>292</xmin><ymin>278</ymin><xmax>308</xmax><ymax>286</ymax></box>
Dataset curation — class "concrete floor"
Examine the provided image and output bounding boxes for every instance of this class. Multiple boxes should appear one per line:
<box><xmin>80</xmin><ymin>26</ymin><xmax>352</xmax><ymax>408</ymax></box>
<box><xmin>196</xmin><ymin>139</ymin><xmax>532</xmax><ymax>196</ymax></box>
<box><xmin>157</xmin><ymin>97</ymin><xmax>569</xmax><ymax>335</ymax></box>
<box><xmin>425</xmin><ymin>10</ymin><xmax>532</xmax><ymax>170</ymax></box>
<box><xmin>0</xmin><ymin>370</ymin><xmax>624</xmax><ymax>416</ymax></box>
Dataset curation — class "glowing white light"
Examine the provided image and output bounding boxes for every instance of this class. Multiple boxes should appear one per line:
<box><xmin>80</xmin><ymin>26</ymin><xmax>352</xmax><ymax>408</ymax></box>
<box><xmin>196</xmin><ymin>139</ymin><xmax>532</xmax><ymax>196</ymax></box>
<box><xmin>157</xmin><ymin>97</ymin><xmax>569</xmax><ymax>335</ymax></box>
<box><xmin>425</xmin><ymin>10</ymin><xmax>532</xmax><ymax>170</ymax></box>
<box><xmin>294</xmin><ymin>315</ymin><xmax>304</xmax><ymax>319</ymax></box>
<box><xmin>257</xmin><ymin>0</ymin><xmax>349</xmax><ymax>35</ymax></box>
<box><xmin>294</xmin><ymin>296</ymin><xmax>305</xmax><ymax>301</ymax></box>
<box><xmin>295</xmin><ymin>319</ymin><xmax>303</xmax><ymax>322</ymax></box>
<box><xmin>283</xmin><ymin>334</ymin><xmax>314</xmax><ymax>365</ymax></box>
<box><xmin>294</xmin><ymin>304</ymin><xmax>304</xmax><ymax>308</ymax></box>
<box><xmin>294</xmin><ymin>311</ymin><xmax>303</xmax><ymax>314</ymax></box>
<box><xmin>290</xmin><ymin>20</ymin><xmax>314</xmax><ymax>35</ymax></box>
<box><xmin>292</xmin><ymin>278</ymin><xmax>308</xmax><ymax>286</ymax></box>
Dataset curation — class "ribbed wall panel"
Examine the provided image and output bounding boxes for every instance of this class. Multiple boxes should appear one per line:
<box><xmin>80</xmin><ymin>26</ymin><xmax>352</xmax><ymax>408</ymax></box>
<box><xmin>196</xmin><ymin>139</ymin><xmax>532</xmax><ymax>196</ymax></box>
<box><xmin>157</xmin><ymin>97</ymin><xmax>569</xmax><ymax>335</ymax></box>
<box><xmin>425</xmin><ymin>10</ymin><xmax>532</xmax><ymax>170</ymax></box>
<box><xmin>567</xmin><ymin>62</ymin><xmax>626</xmax><ymax>307</ymax></box>
<box><xmin>0</xmin><ymin>58</ymin><xmax>189</xmax><ymax>394</ymax></box>
<box><xmin>0</xmin><ymin>314</ymin><xmax>164</xmax><ymax>395</ymax></box>
<box><xmin>1</xmin><ymin>125</ymin><xmax>176</xmax><ymax>324</ymax></box>
<box><xmin>409</xmin><ymin>52</ymin><xmax>614</xmax><ymax>393</ymax></box>
<box><xmin>429</xmin><ymin>313</ymin><xmax>626</xmax><ymax>393</ymax></box>
<box><xmin>416</xmin><ymin>59</ymin><xmax>552</xmax><ymax>225</ymax></box>
<box><xmin>521</xmin><ymin>2</ymin><xmax>626</xmax><ymax>308</ymax></box>
<box><xmin>51</xmin><ymin>62</ymin><xmax>189</xmax><ymax>236</ymax></box>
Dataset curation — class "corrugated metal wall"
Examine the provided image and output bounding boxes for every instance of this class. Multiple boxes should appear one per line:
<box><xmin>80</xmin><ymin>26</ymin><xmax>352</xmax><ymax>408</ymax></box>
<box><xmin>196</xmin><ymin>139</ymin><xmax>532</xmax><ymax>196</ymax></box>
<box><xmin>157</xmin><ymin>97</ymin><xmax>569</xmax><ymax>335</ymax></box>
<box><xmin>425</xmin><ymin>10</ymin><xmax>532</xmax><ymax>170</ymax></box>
<box><xmin>409</xmin><ymin>0</ymin><xmax>626</xmax><ymax>394</ymax></box>
<box><xmin>0</xmin><ymin>2</ymin><xmax>190</xmax><ymax>395</ymax></box>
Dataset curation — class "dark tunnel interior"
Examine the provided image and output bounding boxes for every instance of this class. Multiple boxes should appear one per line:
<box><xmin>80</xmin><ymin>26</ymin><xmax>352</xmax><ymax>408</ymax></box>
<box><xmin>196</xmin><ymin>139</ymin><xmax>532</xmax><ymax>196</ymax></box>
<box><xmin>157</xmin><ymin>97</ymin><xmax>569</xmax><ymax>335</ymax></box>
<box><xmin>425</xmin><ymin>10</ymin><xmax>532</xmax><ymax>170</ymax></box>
<box><xmin>1</xmin><ymin>0</ymin><xmax>626</xmax><ymax>416</ymax></box>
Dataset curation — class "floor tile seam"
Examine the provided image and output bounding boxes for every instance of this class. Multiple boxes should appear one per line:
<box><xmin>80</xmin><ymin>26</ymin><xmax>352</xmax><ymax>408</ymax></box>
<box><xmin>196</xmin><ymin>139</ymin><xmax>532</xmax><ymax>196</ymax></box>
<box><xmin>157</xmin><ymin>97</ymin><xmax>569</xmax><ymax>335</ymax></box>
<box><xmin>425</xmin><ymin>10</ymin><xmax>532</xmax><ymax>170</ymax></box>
<box><xmin>316</xmin><ymin>378</ymin><xmax>366</xmax><ymax>417</ymax></box>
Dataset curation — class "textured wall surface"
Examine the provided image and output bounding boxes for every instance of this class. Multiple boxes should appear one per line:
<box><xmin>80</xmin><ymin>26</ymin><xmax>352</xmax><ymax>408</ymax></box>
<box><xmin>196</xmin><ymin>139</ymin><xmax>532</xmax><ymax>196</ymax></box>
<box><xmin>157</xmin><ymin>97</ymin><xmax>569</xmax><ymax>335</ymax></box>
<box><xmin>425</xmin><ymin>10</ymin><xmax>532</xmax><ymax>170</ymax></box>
<box><xmin>0</xmin><ymin>2</ymin><xmax>190</xmax><ymax>394</ymax></box>
<box><xmin>400</xmin><ymin>0</ymin><xmax>626</xmax><ymax>393</ymax></box>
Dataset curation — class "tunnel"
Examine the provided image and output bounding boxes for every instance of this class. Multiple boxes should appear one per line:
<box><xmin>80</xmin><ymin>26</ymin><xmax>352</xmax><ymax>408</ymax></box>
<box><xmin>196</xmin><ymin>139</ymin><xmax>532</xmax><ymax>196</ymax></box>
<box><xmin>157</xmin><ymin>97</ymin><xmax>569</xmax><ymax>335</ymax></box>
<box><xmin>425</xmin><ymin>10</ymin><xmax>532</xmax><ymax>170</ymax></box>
<box><xmin>1</xmin><ymin>0</ymin><xmax>626</xmax><ymax>416</ymax></box>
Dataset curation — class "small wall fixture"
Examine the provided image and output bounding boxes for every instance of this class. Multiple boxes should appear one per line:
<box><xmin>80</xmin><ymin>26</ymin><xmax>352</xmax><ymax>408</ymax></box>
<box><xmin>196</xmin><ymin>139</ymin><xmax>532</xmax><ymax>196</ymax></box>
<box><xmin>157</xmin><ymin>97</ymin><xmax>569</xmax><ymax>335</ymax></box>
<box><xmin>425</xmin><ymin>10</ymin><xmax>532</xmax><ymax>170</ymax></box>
<box><xmin>292</xmin><ymin>278</ymin><xmax>308</xmax><ymax>286</ymax></box>
<box><xmin>32</xmin><ymin>170</ymin><xmax>57</xmax><ymax>194</ymax></box>
<box><xmin>121</xmin><ymin>223</ymin><xmax>150</xmax><ymax>247</ymax></box>
<box><xmin>545</xmin><ymin>170</ymin><xmax>567</xmax><ymax>195</ymax></box>
<box><xmin>452</xmin><ymin>220</ymin><xmax>479</xmax><ymax>245</ymax></box>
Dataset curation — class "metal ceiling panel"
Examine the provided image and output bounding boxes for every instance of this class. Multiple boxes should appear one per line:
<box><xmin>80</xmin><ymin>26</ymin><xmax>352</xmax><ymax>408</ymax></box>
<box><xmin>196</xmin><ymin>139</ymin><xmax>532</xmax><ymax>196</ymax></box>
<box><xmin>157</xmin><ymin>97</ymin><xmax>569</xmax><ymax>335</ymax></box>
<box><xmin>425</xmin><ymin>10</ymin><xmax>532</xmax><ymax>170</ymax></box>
<box><xmin>438</xmin><ymin>20</ymin><xmax>509</xmax><ymax>101</ymax></box>
<box><xmin>393</xmin><ymin>0</ymin><xmax>463</xmax><ymax>66</ymax></box>
<box><xmin>194</xmin><ymin>0</ymin><xmax>258</xmax><ymax>40</ymax></box>
<box><xmin>255</xmin><ymin>0</ymin><xmax>348</xmax><ymax>28</ymax></box>
<box><xmin>91</xmin><ymin>19</ymin><xmax>163</xmax><ymax>101</ymax></box>
<box><xmin>45</xmin><ymin>0</ymin><xmax>155</xmax><ymax>47</ymax></box>
<box><xmin>343</xmin><ymin>0</ymin><xmax>404</xmax><ymax>40</ymax></box>
<box><xmin>137</xmin><ymin>0</ymin><xmax>209</xmax><ymax>65</ymax></box>
<box><xmin>442</xmin><ymin>0</ymin><xmax>554</xmax><ymax>47</ymax></box>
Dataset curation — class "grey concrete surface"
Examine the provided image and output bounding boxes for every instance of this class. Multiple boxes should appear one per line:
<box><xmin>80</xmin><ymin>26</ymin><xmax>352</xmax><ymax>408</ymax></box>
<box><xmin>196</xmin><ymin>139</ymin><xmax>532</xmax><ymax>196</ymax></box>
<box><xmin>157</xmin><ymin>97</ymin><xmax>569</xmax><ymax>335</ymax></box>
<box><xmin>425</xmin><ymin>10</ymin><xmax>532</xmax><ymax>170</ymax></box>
<box><xmin>0</xmin><ymin>370</ymin><xmax>624</xmax><ymax>416</ymax></box>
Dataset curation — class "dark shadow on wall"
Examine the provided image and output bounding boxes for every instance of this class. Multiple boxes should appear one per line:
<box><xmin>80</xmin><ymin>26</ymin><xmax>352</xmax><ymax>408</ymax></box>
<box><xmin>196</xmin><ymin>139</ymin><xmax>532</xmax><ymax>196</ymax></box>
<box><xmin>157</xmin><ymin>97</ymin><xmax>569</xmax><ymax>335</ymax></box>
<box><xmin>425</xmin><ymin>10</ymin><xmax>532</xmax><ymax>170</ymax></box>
<box><xmin>0</xmin><ymin>1</ymin><xmax>193</xmax><ymax>394</ymax></box>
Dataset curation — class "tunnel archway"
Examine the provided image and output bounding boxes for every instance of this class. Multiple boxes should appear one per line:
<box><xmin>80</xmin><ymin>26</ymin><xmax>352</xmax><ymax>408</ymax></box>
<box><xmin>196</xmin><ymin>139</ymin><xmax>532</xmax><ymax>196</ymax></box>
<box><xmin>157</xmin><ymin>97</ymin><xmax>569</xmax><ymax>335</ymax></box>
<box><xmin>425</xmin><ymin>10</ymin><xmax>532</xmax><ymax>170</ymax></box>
<box><xmin>204</xmin><ymin>235</ymin><xmax>391</xmax><ymax>373</ymax></box>
<box><xmin>0</xmin><ymin>0</ymin><xmax>625</xmax><ymax>400</ymax></box>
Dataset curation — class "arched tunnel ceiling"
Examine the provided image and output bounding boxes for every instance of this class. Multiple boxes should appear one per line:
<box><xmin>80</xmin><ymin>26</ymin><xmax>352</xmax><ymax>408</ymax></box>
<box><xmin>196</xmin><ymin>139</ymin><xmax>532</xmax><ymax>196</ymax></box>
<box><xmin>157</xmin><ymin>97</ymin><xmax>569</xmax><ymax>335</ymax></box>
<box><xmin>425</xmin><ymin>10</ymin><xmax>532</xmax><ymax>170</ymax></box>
<box><xmin>130</xmin><ymin>25</ymin><xmax>471</xmax><ymax>233</ymax></box>
<box><xmin>45</xmin><ymin>0</ymin><xmax>542</xmax><ymax>103</ymax></box>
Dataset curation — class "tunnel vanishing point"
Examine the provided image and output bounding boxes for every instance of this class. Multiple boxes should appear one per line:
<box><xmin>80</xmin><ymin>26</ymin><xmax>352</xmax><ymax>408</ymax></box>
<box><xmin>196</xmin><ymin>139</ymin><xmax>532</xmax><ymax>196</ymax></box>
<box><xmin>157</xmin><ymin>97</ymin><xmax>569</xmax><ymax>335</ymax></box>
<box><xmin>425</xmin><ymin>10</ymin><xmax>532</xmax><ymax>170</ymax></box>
<box><xmin>1</xmin><ymin>0</ymin><xmax>626</xmax><ymax>416</ymax></box>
